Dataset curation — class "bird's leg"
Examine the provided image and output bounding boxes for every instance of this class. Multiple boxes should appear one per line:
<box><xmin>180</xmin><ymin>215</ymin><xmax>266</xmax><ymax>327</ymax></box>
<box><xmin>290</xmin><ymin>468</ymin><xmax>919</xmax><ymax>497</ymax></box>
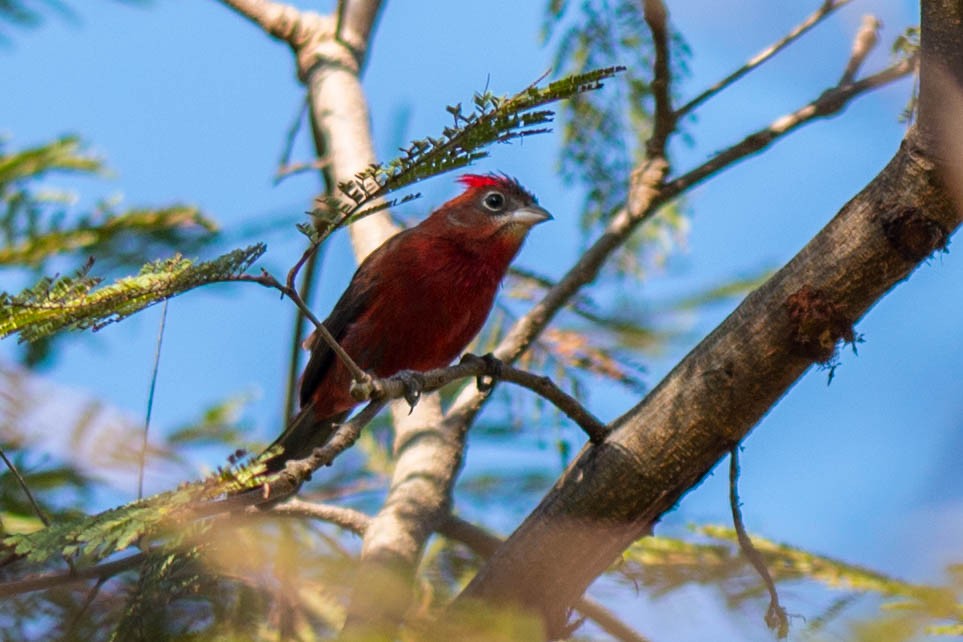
<box><xmin>393</xmin><ymin>370</ymin><xmax>427</xmax><ymax>413</ymax></box>
<box><xmin>460</xmin><ymin>353</ymin><xmax>503</xmax><ymax>392</ymax></box>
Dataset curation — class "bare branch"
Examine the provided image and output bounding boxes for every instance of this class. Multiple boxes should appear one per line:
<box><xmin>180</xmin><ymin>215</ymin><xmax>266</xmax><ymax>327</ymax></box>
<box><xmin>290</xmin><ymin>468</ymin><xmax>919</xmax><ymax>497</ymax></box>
<box><xmin>643</xmin><ymin>0</ymin><xmax>674</xmax><ymax>157</ymax></box>
<box><xmin>267</xmin><ymin>400</ymin><xmax>385</xmax><ymax>499</ymax></box>
<box><xmin>454</xmin><ymin>20</ymin><xmax>954</xmax><ymax>628</ymax></box>
<box><xmin>334</xmin><ymin>0</ymin><xmax>383</xmax><ymax>68</ymax></box>
<box><xmin>264</xmin><ymin>498</ymin><xmax>370</xmax><ymax>535</ymax></box>
<box><xmin>662</xmin><ymin>57</ymin><xmax>917</xmax><ymax>201</ymax></box>
<box><xmin>675</xmin><ymin>0</ymin><xmax>853</xmax><ymax>118</ymax></box>
<box><xmin>217</xmin><ymin>0</ymin><xmax>314</xmax><ymax>48</ymax></box>
<box><xmin>840</xmin><ymin>15</ymin><xmax>882</xmax><ymax>85</ymax></box>
<box><xmin>236</xmin><ymin>269</ymin><xmax>370</xmax><ymax>385</ymax></box>
<box><xmin>356</xmin><ymin>355</ymin><xmax>608</xmax><ymax>442</ymax></box>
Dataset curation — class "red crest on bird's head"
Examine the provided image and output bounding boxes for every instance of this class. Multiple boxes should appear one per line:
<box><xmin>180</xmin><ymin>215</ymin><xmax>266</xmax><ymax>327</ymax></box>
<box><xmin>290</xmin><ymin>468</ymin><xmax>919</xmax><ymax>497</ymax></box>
<box><xmin>458</xmin><ymin>173</ymin><xmax>537</xmax><ymax>203</ymax></box>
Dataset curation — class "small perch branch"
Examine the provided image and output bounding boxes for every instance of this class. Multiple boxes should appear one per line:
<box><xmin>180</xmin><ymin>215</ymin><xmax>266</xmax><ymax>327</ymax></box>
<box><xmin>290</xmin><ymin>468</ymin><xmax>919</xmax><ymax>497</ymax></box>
<box><xmin>236</xmin><ymin>268</ymin><xmax>369</xmax><ymax>385</ymax></box>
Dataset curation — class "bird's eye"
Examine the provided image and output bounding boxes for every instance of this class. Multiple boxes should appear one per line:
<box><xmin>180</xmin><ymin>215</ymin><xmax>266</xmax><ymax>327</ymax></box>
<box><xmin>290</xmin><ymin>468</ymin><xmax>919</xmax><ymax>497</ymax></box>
<box><xmin>483</xmin><ymin>191</ymin><xmax>505</xmax><ymax>212</ymax></box>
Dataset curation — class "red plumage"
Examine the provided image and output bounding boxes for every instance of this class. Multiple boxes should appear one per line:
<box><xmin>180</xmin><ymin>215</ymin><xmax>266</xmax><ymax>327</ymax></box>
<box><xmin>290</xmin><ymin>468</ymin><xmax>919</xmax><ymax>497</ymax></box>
<box><xmin>261</xmin><ymin>174</ymin><xmax>551</xmax><ymax>472</ymax></box>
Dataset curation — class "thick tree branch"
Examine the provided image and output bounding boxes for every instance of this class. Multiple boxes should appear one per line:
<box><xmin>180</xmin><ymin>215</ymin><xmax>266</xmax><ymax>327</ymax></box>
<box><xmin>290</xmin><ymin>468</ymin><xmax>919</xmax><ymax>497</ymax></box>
<box><xmin>437</xmin><ymin>517</ymin><xmax>652</xmax><ymax>642</ymax></box>
<box><xmin>453</xmin><ymin>2</ymin><xmax>959</xmax><ymax>635</ymax></box>
<box><xmin>426</xmin><ymin>14</ymin><xmax>916</xmax><ymax>574</ymax></box>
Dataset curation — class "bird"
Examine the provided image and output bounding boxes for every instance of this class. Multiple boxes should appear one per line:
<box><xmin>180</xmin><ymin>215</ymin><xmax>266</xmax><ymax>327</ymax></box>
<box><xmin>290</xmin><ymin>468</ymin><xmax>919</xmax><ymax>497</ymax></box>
<box><xmin>260</xmin><ymin>173</ymin><xmax>552</xmax><ymax>473</ymax></box>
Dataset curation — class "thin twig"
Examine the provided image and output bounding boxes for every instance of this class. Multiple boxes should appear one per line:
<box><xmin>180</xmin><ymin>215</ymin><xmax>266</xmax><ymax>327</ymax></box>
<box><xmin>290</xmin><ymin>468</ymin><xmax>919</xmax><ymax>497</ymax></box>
<box><xmin>275</xmin><ymin>158</ymin><xmax>332</xmax><ymax>183</ymax></box>
<box><xmin>138</xmin><ymin>299</ymin><xmax>168</xmax><ymax>500</ymax></box>
<box><xmin>729</xmin><ymin>447</ymin><xmax>789</xmax><ymax>638</ymax></box>
<box><xmin>675</xmin><ymin>0</ymin><xmax>853</xmax><ymax>119</ymax></box>
<box><xmin>273</xmin><ymin>97</ymin><xmax>310</xmax><ymax>185</ymax></box>
<box><xmin>236</xmin><ymin>268</ymin><xmax>369</xmax><ymax>385</ymax></box>
<box><xmin>0</xmin><ymin>447</ymin><xmax>49</xmax><ymax>527</ymax></box>
<box><xmin>282</xmin><ymin>242</ymin><xmax>327</xmax><ymax>422</ymax></box>
<box><xmin>661</xmin><ymin>57</ymin><xmax>917</xmax><ymax>201</ymax></box>
<box><xmin>64</xmin><ymin>577</ymin><xmax>106</xmax><ymax>637</ymax></box>
<box><xmin>265</xmin><ymin>400</ymin><xmax>385</xmax><ymax>500</ymax></box>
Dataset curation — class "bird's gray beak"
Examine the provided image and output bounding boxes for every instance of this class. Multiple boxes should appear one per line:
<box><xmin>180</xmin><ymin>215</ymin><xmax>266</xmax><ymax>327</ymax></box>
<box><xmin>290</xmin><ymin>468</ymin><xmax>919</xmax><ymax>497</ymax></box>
<box><xmin>511</xmin><ymin>205</ymin><xmax>553</xmax><ymax>226</ymax></box>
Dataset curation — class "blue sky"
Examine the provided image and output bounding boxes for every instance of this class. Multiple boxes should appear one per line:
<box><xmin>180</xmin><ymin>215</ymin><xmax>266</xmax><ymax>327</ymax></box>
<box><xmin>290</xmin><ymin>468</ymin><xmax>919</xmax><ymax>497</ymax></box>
<box><xmin>2</xmin><ymin>1</ymin><xmax>958</xmax><ymax>639</ymax></box>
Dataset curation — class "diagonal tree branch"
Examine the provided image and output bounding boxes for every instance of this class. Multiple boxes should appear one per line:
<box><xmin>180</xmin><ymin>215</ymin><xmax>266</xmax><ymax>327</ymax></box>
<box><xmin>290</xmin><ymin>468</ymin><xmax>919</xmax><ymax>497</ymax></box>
<box><xmin>425</xmin><ymin>36</ymin><xmax>908</xmax><ymax>528</ymax></box>
<box><xmin>452</xmin><ymin>1</ymin><xmax>959</xmax><ymax>635</ymax></box>
<box><xmin>436</xmin><ymin>43</ymin><xmax>916</xmax><ymax>457</ymax></box>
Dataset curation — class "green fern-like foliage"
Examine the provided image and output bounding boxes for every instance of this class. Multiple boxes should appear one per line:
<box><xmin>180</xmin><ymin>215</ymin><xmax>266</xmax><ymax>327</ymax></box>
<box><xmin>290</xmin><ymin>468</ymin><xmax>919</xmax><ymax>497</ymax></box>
<box><xmin>0</xmin><ymin>137</ymin><xmax>219</xmax><ymax>271</ymax></box>
<box><xmin>0</xmin><ymin>136</ymin><xmax>222</xmax><ymax>364</ymax></box>
<box><xmin>1</xmin><ymin>460</ymin><xmax>251</xmax><ymax>567</ymax></box>
<box><xmin>0</xmin><ymin>204</ymin><xmax>217</xmax><ymax>269</ymax></box>
<box><xmin>0</xmin><ymin>244</ymin><xmax>265</xmax><ymax>342</ymax></box>
<box><xmin>310</xmin><ymin>67</ymin><xmax>624</xmax><ymax>238</ymax></box>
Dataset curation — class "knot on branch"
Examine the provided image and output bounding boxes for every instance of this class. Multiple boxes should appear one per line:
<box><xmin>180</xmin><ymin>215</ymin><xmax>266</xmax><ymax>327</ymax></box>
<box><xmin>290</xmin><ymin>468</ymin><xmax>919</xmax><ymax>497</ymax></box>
<box><xmin>882</xmin><ymin>207</ymin><xmax>949</xmax><ymax>262</ymax></box>
<box><xmin>458</xmin><ymin>352</ymin><xmax>503</xmax><ymax>392</ymax></box>
<box><xmin>292</xmin><ymin>13</ymin><xmax>362</xmax><ymax>81</ymax></box>
<box><xmin>785</xmin><ymin>285</ymin><xmax>855</xmax><ymax>363</ymax></box>
<box><xmin>628</xmin><ymin>157</ymin><xmax>669</xmax><ymax>217</ymax></box>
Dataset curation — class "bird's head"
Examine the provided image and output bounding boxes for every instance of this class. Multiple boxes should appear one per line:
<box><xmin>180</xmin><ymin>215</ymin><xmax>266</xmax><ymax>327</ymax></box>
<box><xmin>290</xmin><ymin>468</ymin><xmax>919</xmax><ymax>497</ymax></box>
<box><xmin>426</xmin><ymin>173</ymin><xmax>552</xmax><ymax>245</ymax></box>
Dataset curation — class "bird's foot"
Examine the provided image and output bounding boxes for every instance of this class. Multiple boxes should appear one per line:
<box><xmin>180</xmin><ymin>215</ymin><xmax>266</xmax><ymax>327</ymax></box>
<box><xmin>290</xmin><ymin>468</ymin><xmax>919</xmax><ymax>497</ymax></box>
<box><xmin>460</xmin><ymin>352</ymin><xmax>503</xmax><ymax>392</ymax></box>
<box><xmin>393</xmin><ymin>370</ymin><xmax>427</xmax><ymax>413</ymax></box>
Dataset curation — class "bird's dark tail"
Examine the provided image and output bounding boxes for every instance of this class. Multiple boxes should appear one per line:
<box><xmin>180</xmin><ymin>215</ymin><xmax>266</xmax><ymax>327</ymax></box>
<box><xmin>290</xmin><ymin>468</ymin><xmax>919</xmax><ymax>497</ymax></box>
<box><xmin>259</xmin><ymin>404</ymin><xmax>348</xmax><ymax>474</ymax></box>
